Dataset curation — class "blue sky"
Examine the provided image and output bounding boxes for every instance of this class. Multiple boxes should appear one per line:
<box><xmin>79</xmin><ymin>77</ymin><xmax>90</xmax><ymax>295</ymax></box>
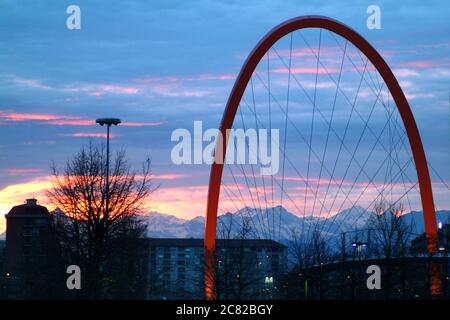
<box><xmin>0</xmin><ymin>0</ymin><xmax>449</xmax><ymax>230</ymax></box>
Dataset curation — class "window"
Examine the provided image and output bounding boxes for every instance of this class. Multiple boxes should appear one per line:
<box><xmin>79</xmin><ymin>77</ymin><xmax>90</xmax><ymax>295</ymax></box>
<box><xmin>23</xmin><ymin>229</ymin><xmax>32</xmax><ymax>237</ymax></box>
<box><xmin>177</xmin><ymin>260</ymin><xmax>185</xmax><ymax>266</ymax></box>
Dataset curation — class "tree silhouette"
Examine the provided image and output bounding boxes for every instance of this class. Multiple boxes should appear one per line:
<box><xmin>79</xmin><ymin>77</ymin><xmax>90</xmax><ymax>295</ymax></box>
<box><xmin>48</xmin><ymin>141</ymin><xmax>156</xmax><ymax>298</ymax></box>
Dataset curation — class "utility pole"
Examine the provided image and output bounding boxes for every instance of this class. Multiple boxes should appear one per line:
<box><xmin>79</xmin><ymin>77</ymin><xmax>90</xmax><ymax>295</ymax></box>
<box><xmin>342</xmin><ymin>232</ymin><xmax>346</xmax><ymax>261</ymax></box>
<box><xmin>341</xmin><ymin>232</ymin><xmax>346</xmax><ymax>298</ymax></box>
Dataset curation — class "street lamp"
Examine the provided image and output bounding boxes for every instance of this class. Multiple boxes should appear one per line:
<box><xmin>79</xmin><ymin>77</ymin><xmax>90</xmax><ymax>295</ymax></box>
<box><xmin>96</xmin><ymin>118</ymin><xmax>121</xmax><ymax>220</ymax></box>
<box><xmin>351</xmin><ymin>241</ymin><xmax>367</xmax><ymax>259</ymax></box>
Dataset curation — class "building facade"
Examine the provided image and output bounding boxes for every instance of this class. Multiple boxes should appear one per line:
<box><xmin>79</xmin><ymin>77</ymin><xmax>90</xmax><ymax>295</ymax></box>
<box><xmin>3</xmin><ymin>199</ymin><xmax>62</xmax><ymax>299</ymax></box>
<box><xmin>0</xmin><ymin>239</ymin><xmax>5</xmax><ymax>298</ymax></box>
<box><xmin>145</xmin><ymin>238</ymin><xmax>287</xmax><ymax>300</ymax></box>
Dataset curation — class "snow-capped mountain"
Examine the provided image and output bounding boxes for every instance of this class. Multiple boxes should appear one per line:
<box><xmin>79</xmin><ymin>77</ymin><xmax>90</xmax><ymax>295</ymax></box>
<box><xmin>143</xmin><ymin>207</ymin><xmax>450</xmax><ymax>240</ymax></box>
<box><xmin>144</xmin><ymin>206</ymin><xmax>374</xmax><ymax>240</ymax></box>
<box><xmin>143</xmin><ymin>211</ymin><xmax>205</xmax><ymax>238</ymax></box>
<box><xmin>0</xmin><ymin>208</ymin><xmax>447</xmax><ymax>243</ymax></box>
<box><xmin>400</xmin><ymin>210</ymin><xmax>450</xmax><ymax>234</ymax></box>
<box><xmin>332</xmin><ymin>206</ymin><xmax>372</xmax><ymax>229</ymax></box>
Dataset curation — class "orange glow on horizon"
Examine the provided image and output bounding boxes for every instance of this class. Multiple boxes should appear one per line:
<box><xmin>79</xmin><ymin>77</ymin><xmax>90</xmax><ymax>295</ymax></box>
<box><xmin>0</xmin><ymin>177</ymin><xmax>54</xmax><ymax>234</ymax></box>
<box><xmin>0</xmin><ymin>174</ymin><xmax>444</xmax><ymax>235</ymax></box>
<box><xmin>0</xmin><ymin>176</ymin><xmax>208</xmax><ymax>234</ymax></box>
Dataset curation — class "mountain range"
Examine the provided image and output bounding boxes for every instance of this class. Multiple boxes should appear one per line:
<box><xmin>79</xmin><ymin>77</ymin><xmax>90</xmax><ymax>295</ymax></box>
<box><xmin>0</xmin><ymin>207</ymin><xmax>448</xmax><ymax>241</ymax></box>
<box><xmin>142</xmin><ymin>206</ymin><xmax>450</xmax><ymax>240</ymax></box>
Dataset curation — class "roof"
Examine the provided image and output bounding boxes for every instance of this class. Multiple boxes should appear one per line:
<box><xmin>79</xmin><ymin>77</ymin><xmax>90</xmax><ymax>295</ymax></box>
<box><xmin>5</xmin><ymin>199</ymin><xmax>50</xmax><ymax>218</ymax></box>
<box><xmin>146</xmin><ymin>238</ymin><xmax>287</xmax><ymax>249</ymax></box>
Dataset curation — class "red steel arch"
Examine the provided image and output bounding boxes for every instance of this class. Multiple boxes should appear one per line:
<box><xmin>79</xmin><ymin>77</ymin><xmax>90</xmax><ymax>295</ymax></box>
<box><xmin>204</xmin><ymin>15</ymin><xmax>438</xmax><ymax>299</ymax></box>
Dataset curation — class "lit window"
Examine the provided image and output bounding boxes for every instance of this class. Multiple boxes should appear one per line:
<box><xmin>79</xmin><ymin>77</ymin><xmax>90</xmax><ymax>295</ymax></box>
<box><xmin>264</xmin><ymin>276</ymin><xmax>273</xmax><ymax>285</ymax></box>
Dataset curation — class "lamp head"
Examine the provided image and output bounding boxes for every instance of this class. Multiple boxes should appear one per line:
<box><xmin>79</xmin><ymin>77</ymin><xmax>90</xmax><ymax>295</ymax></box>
<box><xmin>96</xmin><ymin>118</ymin><xmax>121</xmax><ymax>126</ymax></box>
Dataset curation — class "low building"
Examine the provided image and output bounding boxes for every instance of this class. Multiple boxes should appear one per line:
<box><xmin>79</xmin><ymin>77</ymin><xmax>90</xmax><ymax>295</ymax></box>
<box><xmin>411</xmin><ymin>223</ymin><xmax>450</xmax><ymax>254</ymax></box>
<box><xmin>145</xmin><ymin>238</ymin><xmax>287</xmax><ymax>300</ymax></box>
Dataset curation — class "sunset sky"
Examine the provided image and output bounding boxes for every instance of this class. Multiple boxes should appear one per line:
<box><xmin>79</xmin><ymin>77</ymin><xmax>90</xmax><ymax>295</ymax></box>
<box><xmin>0</xmin><ymin>0</ymin><xmax>449</xmax><ymax>234</ymax></box>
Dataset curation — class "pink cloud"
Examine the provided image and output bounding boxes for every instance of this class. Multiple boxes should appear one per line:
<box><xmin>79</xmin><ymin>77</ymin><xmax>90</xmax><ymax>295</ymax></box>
<box><xmin>267</xmin><ymin>47</ymin><xmax>338</xmax><ymax>59</ymax></box>
<box><xmin>47</xmin><ymin>119</ymin><xmax>95</xmax><ymax>126</ymax></box>
<box><xmin>416</xmin><ymin>42</ymin><xmax>450</xmax><ymax>49</ymax></box>
<box><xmin>11</xmin><ymin>73</ymin><xmax>233</xmax><ymax>100</ymax></box>
<box><xmin>4</xmin><ymin>168</ymin><xmax>42</xmax><ymax>175</ymax></box>
<box><xmin>404</xmin><ymin>92</ymin><xmax>435</xmax><ymax>100</ymax></box>
<box><xmin>0</xmin><ymin>111</ymin><xmax>68</xmax><ymax>122</ymax></box>
<box><xmin>152</xmin><ymin>83</ymin><xmax>209</xmax><ymax>97</ymax></box>
<box><xmin>134</xmin><ymin>73</ymin><xmax>235</xmax><ymax>83</ymax></box>
<box><xmin>68</xmin><ymin>84</ymin><xmax>139</xmax><ymax>96</ymax></box>
<box><xmin>393</xmin><ymin>68</ymin><xmax>420</xmax><ymax>78</ymax></box>
<box><xmin>132</xmin><ymin>73</ymin><xmax>236</xmax><ymax>97</ymax></box>
<box><xmin>97</xmin><ymin>84</ymin><xmax>139</xmax><ymax>95</ymax></box>
<box><xmin>150</xmin><ymin>174</ymin><xmax>189</xmax><ymax>180</ymax></box>
<box><xmin>11</xmin><ymin>73</ymin><xmax>226</xmax><ymax>99</ymax></box>
<box><xmin>12</xmin><ymin>77</ymin><xmax>52</xmax><ymax>90</ymax></box>
<box><xmin>64</xmin><ymin>97</ymin><xmax>79</xmax><ymax>102</ymax></box>
<box><xmin>21</xmin><ymin>140</ymin><xmax>56</xmax><ymax>145</ymax></box>
<box><xmin>231</xmin><ymin>174</ymin><xmax>423</xmax><ymax>191</ymax></box>
<box><xmin>12</xmin><ymin>77</ymin><xmax>140</xmax><ymax>96</ymax></box>
<box><xmin>122</xmin><ymin>121</ymin><xmax>166</xmax><ymax>127</ymax></box>
<box><xmin>133</xmin><ymin>173</ymin><xmax>192</xmax><ymax>181</ymax></box>
<box><xmin>60</xmin><ymin>132</ymin><xmax>116</xmax><ymax>138</ymax></box>
<box><xmin>397</xmin><ymin>59</ymin><xmax>450</xmax><ymax>69</ymax></box>
<box><xmin>194</xmin><ymin>74</ymin><xmax>235</xmax><ymax>81</ymax></box>
<box><xmin>0</xmin><ymin>110</ymin><xmax>165</xmax><ymax>127</ymax></box>
<box><xmin>271</xmin><ymin>67</ymin><xmax>339</xmax><ymax>74</ymax></box>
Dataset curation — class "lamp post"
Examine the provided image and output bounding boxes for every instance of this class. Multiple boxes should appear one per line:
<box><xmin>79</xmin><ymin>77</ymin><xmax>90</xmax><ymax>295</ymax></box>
<box><xmin>96</xmin><ymin>118</ymin><xmax>121</xmax><ymax>220</ymax></box>
<box><xmin>352</xmin><ymin>241</ymin><xmax>367</xmax><ymax>260</ymax></box>
<box><xmin>350</xmin><ymin>240</ymin><xmax>367</xmax><ymax>298</ymax></box>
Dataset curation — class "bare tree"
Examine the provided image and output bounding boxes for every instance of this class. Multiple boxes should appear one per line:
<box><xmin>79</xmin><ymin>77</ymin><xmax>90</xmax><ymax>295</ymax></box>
<box><xmin>288</xmin><ymin>227</ymin><xmax>330</xmax><ymax>299</ymax></box>
<box><xmin>214</xmin><ymin>216</ymin><xmax>266</xmax><ymax>299</ymax></box>
<box><xmin>289</xmin><ymin>227</ymin><xmax>330</xmax><ymax>268</ymax></box>
<box><xmin>47</xmin><ymin>141</ymin><xmax>156</xmax><ymax>298</ymax></box>
<box><xmin>232</xmin><ymin>217</ymin><xmax>261</xmax><ymax>299</ymax></box>
<box><xmin>369</xmin><ymin>198</ymin><xmax>412</xmax><ymax>298</ymax></box>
